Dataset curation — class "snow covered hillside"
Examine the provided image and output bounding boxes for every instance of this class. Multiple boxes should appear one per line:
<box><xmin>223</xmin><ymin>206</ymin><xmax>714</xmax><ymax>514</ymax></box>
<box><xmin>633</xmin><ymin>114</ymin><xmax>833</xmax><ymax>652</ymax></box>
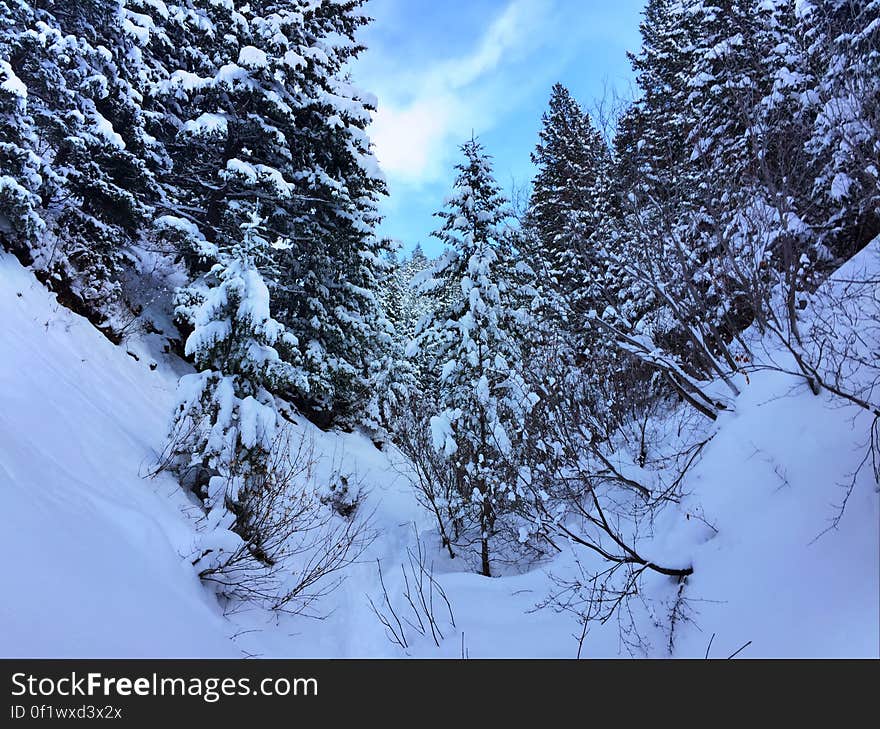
<box><xmin>0</xmin><ymin>252</ymin><xmax>415</xmax><ymax>657</ymax></box>
<box><xmin>1</xmin><ymin>253</ymin><xmax>233</xmax><ymax>656</ymax></box>
<box><xmin>1</xmin><ymin>246</ymin><xmax>877</xmax><ymax>658</ymax></box>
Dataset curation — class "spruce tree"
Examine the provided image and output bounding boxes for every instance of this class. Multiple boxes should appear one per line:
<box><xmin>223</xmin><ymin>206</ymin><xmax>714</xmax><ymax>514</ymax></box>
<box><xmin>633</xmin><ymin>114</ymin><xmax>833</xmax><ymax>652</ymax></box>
<box><xmin>414</xmin><ymin>139</ymin><xmax>538</xmax><ymax>577</ymax></box>
<box><xmin>169</xmin><ymin>210</ymin><xmax>304</xmax><ymax>551</ymax></box>
<box><xmin>385</xmin><ymin>243</ymin><xmax>432</xmax><ymax>343</ymax></box>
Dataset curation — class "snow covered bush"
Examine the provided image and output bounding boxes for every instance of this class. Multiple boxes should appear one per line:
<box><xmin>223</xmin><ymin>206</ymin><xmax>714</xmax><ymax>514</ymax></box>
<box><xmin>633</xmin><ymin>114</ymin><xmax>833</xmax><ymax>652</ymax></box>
<box><xmin>155</xmin><ymin>214</ymin><xmax>373</xmax><ymax>611</ymax></box>
<box><xmin>188</xmin><ymin>427</ymin><xmax>373</xmax><ymax>614</ymax></box>
<box><xmin>318</xmin><ymin>470</ymin><xmax>364</xmax><ymax>519</ymax></box>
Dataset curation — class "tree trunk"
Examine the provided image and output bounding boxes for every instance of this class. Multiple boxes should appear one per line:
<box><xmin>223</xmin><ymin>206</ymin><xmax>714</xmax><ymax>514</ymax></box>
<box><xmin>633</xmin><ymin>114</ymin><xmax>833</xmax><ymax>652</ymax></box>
<box><xmin>480</xmin><ymin>497</ymin><xmax>492</xmax><ymax>577</ymax></box>
<box><xmin>480</xmin><ymin>535</ymin><xmax>491</xmax><ymax>577</ymax></box>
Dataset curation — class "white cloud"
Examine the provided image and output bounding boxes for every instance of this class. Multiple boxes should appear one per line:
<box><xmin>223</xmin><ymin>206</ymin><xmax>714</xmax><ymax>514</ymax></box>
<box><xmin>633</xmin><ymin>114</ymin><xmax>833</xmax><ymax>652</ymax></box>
<box><xmin>364</xmin><ymin>0</ymin><xmax>555</xmax><ymax>188</ymax></box>
<box><xmin>369</xmin><ymin>94</ymin><xmax>458</xmax><ymax>185</ymax></box>
<box><xmin>439</xmin><ymin>0</ymin><xmax>548</xmax><ymax>88</ymax></box>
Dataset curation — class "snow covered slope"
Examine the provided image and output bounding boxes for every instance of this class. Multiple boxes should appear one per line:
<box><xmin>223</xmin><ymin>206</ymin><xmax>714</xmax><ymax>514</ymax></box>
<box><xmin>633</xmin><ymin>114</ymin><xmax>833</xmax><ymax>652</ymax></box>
<box><xmin>672</xmin><ymin>365</ymin><xmax>879</xmax><ymax>658</ymax></box>
<box><xmin>1</xmin><ymin>249</ymin><xmax>877</xmax><ymax>658</ymax></box>
<box><xmin>0</xmin><ymin>252</ymin><xmax>421</xmax><ymax>658</ymax></box>
<box><xmin>0</xmin><ymin>254</ymin><xmax>236</xmax><ymax>656</ymax></box>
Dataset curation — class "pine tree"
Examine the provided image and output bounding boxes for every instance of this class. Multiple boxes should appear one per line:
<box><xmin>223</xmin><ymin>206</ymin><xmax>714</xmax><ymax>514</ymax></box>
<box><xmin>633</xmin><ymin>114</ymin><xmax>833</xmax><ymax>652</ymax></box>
<box><xmin>272</xmin><ymin>0</ymin><xmax>394</xmax><ymax>429</ymax></box>
<box><xmin>678</xmin><ymin>0</ymin><xmax>828</xmax><ymax>343</ymax></box>
<box><xmin>677</xmin><ymin>0</ymin><xmax>774</xmax><ymax>336</ymax></box>
<box><xmin>0</xmin><ymin>0</ymin><xmax>159</xmax><ymax>331</ymax></box>
<box><xmin>602</xmin><ymin>0</ymin><xmax>762</xmax><ymax>383</ymax></box>
<box><xmin>168</xmin><ymin>210</ymin><xmax>304</xmax><ymax>551</ymax></box>
<box><xmin>596</xmin><ymin>0</ymin><xmax>749</xmax><ymax>411</ymax></box>
<box><xmin>414</xmin><ymin>139</ymin><xmax>538</xmax><ymax>577</ymax></box>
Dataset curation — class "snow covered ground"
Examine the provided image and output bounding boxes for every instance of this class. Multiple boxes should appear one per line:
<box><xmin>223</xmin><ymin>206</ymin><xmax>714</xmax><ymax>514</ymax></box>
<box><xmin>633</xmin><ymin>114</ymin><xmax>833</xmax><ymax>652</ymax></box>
<box><xmin>1</xmin><ymin>250</ymin><xmax>877</xmax><ymax>658</ymax></box>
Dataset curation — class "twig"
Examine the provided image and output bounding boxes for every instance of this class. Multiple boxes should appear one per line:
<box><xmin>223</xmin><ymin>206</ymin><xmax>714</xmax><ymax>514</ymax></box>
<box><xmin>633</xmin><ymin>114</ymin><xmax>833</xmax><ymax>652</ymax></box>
<box><xmin>727</xmin><ymin>640</ymin><xmax>752</xmax><ymax>659</ymax></box>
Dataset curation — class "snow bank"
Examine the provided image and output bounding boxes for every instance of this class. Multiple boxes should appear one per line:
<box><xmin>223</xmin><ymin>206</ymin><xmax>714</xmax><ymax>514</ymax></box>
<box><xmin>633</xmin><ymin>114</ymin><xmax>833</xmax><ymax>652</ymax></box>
<box><xmin>0</xmin><ymin>253</ymin><xmax>419</xmax><ymax>658</ymax></box>
<box><xmin>0</xmin><ymin>255</ymin><xmax>236</xmax><ymax>656</ymax></box>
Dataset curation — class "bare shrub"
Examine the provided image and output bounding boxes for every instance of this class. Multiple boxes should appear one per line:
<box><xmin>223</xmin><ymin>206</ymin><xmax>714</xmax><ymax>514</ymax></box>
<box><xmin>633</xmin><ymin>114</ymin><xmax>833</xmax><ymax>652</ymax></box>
<box><xmin>390</xmin><ymin>397</ymin><xmax>465</xmax><ymax>560</ymax></box>
<box><xmin>367</xmin><ymin>528</ymin><xmax>456</xmax><ymax>650</ymax></box>
<box><xmin>156</xmin><ymin>426</ymin><xmax>374</xmax><ymax>616</ymax></box>
<box><xmin>517</xmin><ymin>352</ymin><xmax>704</xmax><ymax>654</ymax></box>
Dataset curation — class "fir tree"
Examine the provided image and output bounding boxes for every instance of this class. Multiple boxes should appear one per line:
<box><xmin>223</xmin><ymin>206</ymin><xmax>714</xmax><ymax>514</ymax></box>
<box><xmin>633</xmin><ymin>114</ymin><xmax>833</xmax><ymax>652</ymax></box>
<box><xmin>615</xmin><ymin>0</ymin><xmax>698</xmax><ymax>201</ymax></box>
<box><xmin>0</xmin><ymin>48</ymin><xmax>43</xmax><ymax>259</ymax></box>
<box><xmin>527</xmin><ymin>83</ymin><xmax>615</xmax><ymax>315</ymax></box>
<box><xmin>414</xmin><ymin>139</ymin><xmax>538</xmax><ymax>577</ymax></box>
<box><xmin>806</xmin><ymin>0</ymin><xmax>880</xmax><ymax>257</ymax></box>
<box><xmin>168</xmin><ymin>210</ymin><xmax>304</xmax><ymax>553</ymax></box>
<box><xmin>524</xmin><ymin>84</ymin><xmax>626</xmax><ymax>434</ymax></box>
<box><xmin>610</xmin><ymin>0</ymin><xmax>702</xmax><ymax>343</ymax></box>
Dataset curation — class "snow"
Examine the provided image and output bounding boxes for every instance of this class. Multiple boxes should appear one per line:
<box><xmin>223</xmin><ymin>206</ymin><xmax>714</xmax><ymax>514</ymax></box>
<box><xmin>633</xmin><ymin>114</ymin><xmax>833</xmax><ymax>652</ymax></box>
<box><xmin>430</xmin><ymin>412</ymin><xmax>457</xmax><ymax>456</ymax></box>
<box><xmin>0</xmin><ymin>175</ymin><xmax>34</xmax><ymax>206</ymax></box>
<box><xmin>237</xmin><ymin>46</ymin><xmax>268</xmax><ymax>69</ymax></box>
<box><xmin>161</xmin><ymin>70</ymin><xmax>205</xmax><ymax>93</ymax></box>
<box><xmin>238</xmin><ymin>395</ymin><xmax>276</xmax><ymax>450</ymax></box>
<box><xmin>1</xmin><ymin>240</ymin><xmax>877</xmax><ymax>657</ymax></box>
<box><xmin>215</xmin><ymin>63</ymin><xmax>248</xmax><ymax>88</ymax></box>
<box><xmin>153</xmin><ymin>216</ymin><xmax>217</xmax><ymax>259</ymax></box>
<box><xmin>223</xmin><ymin>159</ymin><xmax>293</xmax><ymax>196</ymax></box>
<box><xmin>492</xmin><ymin>422</ymin><xmax>511</xmax><ymax>455</ymax></box>
<box><xmin>225</xmin><ymin>158</ymin><xmax>258</xmax><ymax>182</ymax></box>
<box><xmin>475</xmin><ymin>374</ymin><xmax>490</xmax><ymax>404</ymax></box>
<box><xmin>830</xmin><ymin>172</ymin><xmax>853</xmax><ymax>200</ymax></box>
<box><xmin>440</xmin><ymin>358</ymin><xmax>457</xmax><ymax>381</ymax></box>
<box><xmin>671</xmin><ymin>367</ymin><xmax>879</xmax><ymax>657</ymax></box>
<box><xmin>0</xmin><ymin>255</ymin><xmax>233</xmax><ymax>657</ymax></box>
<box><xmin>281</xmin><ymin>50</ymin><xmax>306</xmax><ymax>69</ymax></box>
<box><xmin>0</xmin><ymin>253</ymin><xmax>416</xmax><ymax>657</ymax></box>
<box><xmin>90</xmin><ymin>111</ymin><xmax>126</xmax><ymax>150</ymax></box>
<box><xmin>182</xmin><ymin>112</ymin><xmax>228</xmax><ymax>136</ymax></box>
<box><xmin>0</xmin><ymin>60</ymin><xmax>27</xmax><ymax>98</ymax></box>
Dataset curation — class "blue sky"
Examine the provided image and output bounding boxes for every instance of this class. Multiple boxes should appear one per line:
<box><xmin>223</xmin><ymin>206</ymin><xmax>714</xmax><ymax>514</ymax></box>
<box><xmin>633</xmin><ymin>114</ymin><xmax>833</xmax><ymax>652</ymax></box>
<box><xmin>351</xmin><ymin>0</ymin><xmax>647</xmax><ymax>256</ymax></box>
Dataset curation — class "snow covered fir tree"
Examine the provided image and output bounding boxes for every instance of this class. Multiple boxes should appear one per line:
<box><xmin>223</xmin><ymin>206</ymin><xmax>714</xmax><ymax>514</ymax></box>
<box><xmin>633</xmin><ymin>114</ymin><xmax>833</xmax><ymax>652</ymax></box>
<box><xmin>0</xmin><ymin>0</ymin><xmax>877</xmax><ymax>660</ymax></box>
<box><xmin>409</xmin><ymin>138</ymin><xmax>539</xmax><ymax>576</ymax></box>
<box><xmin>166</xmin><ymin>211</ymin><xmax>302</xmax><ymax>557</ymax></box>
